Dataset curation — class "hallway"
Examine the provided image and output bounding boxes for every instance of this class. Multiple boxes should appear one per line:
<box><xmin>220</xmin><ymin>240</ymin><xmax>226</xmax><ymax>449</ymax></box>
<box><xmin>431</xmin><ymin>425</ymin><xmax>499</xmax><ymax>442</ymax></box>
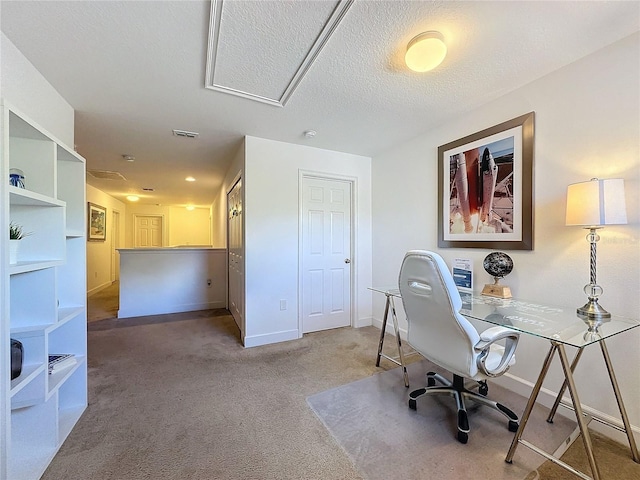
<box><xmin>88</xmin><ymin>282</ymin><xmax>119</xmax><ymax>322</ymax></box>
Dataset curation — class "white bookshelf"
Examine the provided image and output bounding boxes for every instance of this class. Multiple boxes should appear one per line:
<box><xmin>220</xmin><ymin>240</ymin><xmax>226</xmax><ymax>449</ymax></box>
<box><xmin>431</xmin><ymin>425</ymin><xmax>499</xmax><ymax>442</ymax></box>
<box><xmin>1</xmin><ymin>102</ymin><xmax>87</xmax><ymax>480</ymax></box>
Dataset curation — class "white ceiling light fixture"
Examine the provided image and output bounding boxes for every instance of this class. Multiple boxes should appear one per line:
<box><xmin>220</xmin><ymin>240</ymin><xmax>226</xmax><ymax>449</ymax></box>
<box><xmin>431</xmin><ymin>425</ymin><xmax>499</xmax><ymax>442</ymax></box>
<box><xmin>304</xmin><ymin>130</ymin><xmax>316</xmax><ymax>139</ymax></box>
<box><xmin>126</xmin><ymin>195</ymin><xmax>140</xmax><ymax>202</ymax></box>
<box><xmin>186</xmin><ymin>205</ymin><xmax>195</xmax><ymax>211</ymax></box>
<box><xmin>185</xmin><ymin>176</ymin><xmax>196</xmax><ymax>182</ymax></box>
<box><xmin>405</xmin><ymin>31</ymin><xmax>447</xmax><ymax>73</ymax></box>
<box><xmin>122</xmin><ymin>154</ymin><xmax>135</xmax><ymax>162</ymax></box>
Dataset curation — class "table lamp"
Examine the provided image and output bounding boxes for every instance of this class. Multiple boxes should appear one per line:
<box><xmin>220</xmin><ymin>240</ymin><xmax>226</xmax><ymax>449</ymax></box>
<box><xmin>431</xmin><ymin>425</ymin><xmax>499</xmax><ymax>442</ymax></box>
<box><xmin>565</xmin><ymin>178</ymin><xmax>627</xmax><ymax>320</ymax></box>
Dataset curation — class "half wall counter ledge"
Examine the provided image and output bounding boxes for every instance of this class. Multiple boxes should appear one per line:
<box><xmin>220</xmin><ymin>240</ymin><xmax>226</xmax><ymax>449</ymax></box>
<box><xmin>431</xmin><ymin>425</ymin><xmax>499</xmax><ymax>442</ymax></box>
<box><xmin>117</xmin><ymin>247</ymin><xmax>227</xmax><ymax>318</ymax></box>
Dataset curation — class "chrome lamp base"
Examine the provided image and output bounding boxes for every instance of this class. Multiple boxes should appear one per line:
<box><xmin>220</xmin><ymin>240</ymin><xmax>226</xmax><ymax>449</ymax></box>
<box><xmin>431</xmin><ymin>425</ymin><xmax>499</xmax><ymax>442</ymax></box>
<box><xmin>577</xmin><ymin>298</ymin><xmax>611</xmax><ymax>321</ymax></box>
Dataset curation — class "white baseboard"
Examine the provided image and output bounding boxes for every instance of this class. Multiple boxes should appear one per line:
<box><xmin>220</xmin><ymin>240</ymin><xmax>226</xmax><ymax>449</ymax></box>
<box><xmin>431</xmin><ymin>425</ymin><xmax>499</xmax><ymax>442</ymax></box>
<box><xmin>354</xmin><ymin>316</ymin><xmax>374</xmax><ymax>328</ymax></box>
<box><xmin>244</xmin><ymin>329</ymin><xmax>299</xmax><ymax>348</ymax></box>
<box><xmin>494</xmin><ymin>372</ymin><xmax>640</xmax><ymax>446</ymax></box>
<box><xmin>87</xmin><ymin>281</ymin><xmax>114</xmax><ymax>297</ymax></box>
<box><xmin>117</xmin><ymin>301</ymin><xmax>226</xmax><ymax>319</ymax></box>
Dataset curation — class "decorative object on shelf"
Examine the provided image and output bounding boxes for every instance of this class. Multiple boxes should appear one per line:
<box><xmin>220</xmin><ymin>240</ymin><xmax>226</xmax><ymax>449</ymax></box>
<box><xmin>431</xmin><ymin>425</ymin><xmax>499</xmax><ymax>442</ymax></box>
<box><xmin>566</xmin><ymin>178</ymin><xmax>627</xmax><ymax>321</ymax></box>
<box><xmin>88</xmin><ymin>202</ymin><xmax>107</xmax><ymax>241</ymax></box>
<box><xmin>9</xmin><ymin>168</ymin><xmax>25</xmax><ymax>188</ymax></box>
<box><xmin>11</xmin><ymin>339</ymin><xmax>23</xmax><ymax>380</ymax></box>
<box><xmin>48</xmin><ymin>354</ymin><xmax>77</xmax><ymax>375</ymax></box>
<box><xmin>9</xmin><ymin>222</ymin><xmax>32</xmax><ymax>265</ymax></box>
<box><xmin>481</xmin><ymin>251</ymin><xmax>513</xmax><ymax>298</ymax></box>
<box><xmin>438</xmin><ymin>112</ymin><xmax>534</xmax><ymax>250</ymax></box>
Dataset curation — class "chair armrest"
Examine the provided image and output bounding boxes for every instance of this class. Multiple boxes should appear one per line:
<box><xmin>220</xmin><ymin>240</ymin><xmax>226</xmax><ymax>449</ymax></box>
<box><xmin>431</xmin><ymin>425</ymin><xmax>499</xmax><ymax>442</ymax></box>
<box><xmin>474</xmin><ymin>326</ymin><xmax>519</xmax><ymax>377</ymax></box>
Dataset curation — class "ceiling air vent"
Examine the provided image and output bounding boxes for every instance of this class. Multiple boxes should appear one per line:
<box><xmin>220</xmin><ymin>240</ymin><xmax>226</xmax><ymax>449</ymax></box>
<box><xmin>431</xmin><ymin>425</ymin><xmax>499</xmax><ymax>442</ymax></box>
<box><xmin>87</xmin><ymin>170</ymin><xmax>127</xmax><ymax>181</ymax></box>
<box><xmin>172</xmin><ymin>129</ymin><xmax>199</xmax><ymax>138</ymax></box>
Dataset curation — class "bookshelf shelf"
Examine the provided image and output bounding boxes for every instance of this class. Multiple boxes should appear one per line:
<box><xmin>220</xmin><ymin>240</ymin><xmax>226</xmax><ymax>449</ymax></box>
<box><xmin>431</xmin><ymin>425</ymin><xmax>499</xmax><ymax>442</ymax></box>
<box><xmin>2</xmin><ymin>102</ymin><xmax>87</xmax><ymax>480</ymax></box>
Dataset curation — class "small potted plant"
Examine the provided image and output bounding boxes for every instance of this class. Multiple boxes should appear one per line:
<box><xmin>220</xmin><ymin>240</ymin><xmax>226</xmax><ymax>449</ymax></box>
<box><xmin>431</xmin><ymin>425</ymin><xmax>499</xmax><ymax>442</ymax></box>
<box><xmin>9</xmin><ymin>222</ymin><xmax>31</xmax><ymax>265</ymax></box>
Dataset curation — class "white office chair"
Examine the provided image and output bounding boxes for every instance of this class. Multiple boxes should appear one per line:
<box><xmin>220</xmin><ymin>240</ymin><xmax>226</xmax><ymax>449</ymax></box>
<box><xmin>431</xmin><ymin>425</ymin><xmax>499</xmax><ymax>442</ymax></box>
<box><xmin>398</xmin><ymin>250</ymin><xmax>520</xmax><ymax>444</ymax></box>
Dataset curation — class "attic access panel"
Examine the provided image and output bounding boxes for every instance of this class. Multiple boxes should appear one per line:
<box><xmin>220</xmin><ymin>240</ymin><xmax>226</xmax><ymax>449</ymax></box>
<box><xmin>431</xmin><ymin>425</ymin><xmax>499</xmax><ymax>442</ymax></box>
<box><xmin>205</xmin><ymin>0</ymin><xmax>353</xmax><ymax>107</ymax></box>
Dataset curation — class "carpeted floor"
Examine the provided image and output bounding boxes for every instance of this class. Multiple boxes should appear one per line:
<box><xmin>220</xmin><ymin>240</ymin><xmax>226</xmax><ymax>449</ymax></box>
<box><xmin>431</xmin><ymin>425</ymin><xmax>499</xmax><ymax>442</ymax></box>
<box><xmin>308</xmin><ymin>358</ymin><xmax>577</xmax><ymax>480</ymax></box>
<box><xmin>43</xmin><ymin>286</ymin><xmax>638</xmax><ymax>479</ymax></box>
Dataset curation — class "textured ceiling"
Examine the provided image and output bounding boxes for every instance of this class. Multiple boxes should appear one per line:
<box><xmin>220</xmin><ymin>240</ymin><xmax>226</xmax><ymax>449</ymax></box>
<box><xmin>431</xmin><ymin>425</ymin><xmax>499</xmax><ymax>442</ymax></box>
<box><xmin>1</xmin><ymin>0</ymin><xmax>638</xmax><ymax>207</ymax></box>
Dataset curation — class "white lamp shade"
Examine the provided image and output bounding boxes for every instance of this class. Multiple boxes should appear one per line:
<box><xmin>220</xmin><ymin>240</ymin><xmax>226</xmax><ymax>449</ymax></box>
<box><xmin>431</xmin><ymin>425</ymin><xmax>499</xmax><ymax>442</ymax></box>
<box><xmin>565</xmin><ymin>178</ymin><xmax>627</xmax><ymax>226</ymax></box>
<box><xmin>405</xmin><ymin>31</ymin><xmax>447</xmax><ymax>72</ymax></box>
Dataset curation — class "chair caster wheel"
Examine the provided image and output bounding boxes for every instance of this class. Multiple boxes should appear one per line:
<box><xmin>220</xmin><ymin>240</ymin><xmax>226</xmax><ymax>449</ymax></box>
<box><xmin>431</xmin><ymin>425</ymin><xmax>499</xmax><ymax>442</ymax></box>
<box><xmin>409</xmin><ymin>399</ymin><xmax>417</xmax><ymax>410</ymax></box>
<box><xmin>479</xmin><ymin>382</ymin><xmax>488</xmax><ymax>396</ymax></box>
<box><xmin>508</xmin><ymin>421</ymin><xmax>519</xmax><ymax>432</ymax></box>
<box><xmin>457</xmin><ymin>431</ymin><xmax>468</xmax><ymax>444</ymax></box>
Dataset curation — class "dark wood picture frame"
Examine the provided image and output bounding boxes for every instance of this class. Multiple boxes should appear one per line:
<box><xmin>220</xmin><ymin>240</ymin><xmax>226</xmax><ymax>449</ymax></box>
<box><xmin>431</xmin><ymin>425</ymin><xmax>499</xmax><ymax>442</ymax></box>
<box><xmin>437</xmin><ymin>112</ymin><xmax>534</xmax><ymax>250</ymax></box>
<box><xmin>88</xmin><ymin>202</ymin><xmax>107</xmax><ymax>241</ymax></box>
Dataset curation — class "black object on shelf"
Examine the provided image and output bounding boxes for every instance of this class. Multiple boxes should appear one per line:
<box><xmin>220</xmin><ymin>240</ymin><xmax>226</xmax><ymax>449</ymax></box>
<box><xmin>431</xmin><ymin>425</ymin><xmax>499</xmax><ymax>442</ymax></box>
<box><xmin>11</xmin><ymin>339</ymin><xmax>23</xmax><ymax>380</ymax></box>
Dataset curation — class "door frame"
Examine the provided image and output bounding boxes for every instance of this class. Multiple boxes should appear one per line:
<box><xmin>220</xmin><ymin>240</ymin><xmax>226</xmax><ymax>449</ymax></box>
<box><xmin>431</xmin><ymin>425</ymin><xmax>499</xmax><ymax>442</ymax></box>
<box><xmin>132</xmin><ymin>214</ymin><xmax>166</xmax><ymax>247</ymax></box>
<box><xmin>298</xmin><ymin>170</ymin><xmax>357</xmax><ymax>337</ymax></box>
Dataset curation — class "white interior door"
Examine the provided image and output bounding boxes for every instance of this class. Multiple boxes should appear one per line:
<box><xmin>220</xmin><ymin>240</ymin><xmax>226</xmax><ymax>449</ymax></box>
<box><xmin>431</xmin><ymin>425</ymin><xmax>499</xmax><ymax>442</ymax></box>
<box><xmin>134</xmin><ymin>215</ymin><xmax>163</xmax><ymax>247</ymax></box>
<box><xmin>301</xmin><ymin>176</ymin><xmax>352</xmax><ymax>333</ymax></box>
<box><xmin>227</xmin><ymin>179</ymin><xmax>244</xmax><ymax>336</ymax></box>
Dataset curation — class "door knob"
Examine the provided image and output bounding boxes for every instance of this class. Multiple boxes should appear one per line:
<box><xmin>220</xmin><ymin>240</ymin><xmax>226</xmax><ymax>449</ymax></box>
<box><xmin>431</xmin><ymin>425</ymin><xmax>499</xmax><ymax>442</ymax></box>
<box><xmin>344</xmin><ymin>258</ymin><xmax>351</xmax><ymax>264</ymax></box>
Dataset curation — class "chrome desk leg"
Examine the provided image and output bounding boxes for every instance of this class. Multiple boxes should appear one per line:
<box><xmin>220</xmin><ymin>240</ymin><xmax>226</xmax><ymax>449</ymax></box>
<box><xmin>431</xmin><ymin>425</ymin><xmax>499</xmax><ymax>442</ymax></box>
<box><xmin>557</xmin><ymin>342</ymin><xmax>601</xmax><ymax>480</ymax></box>
<box><xmin>547</xmin><ymin>347</ymin><xmax>585</xmax><ymax>423</ymax></box>
<box><xmin>375</xmin><ymin>295</ymin><xmax>391</xmax><ymax>367</ymax></box>
<box><xmin>506</xmin><ymin>343</ymin><xmax>557</xmax><ymax>464</ymax></box>
<box><xmin>600</xmin><ymin>340</ymin><xmax>640</xmax><ymax>463</ymax></box>
<box><xmin>389</xmin><ymin>296</ymin><xmax>409</xmax><ymax>388</ymax></box>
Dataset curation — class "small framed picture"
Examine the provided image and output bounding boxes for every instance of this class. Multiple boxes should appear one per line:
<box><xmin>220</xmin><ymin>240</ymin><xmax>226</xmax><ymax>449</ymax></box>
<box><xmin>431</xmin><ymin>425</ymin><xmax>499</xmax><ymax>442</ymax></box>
<box><xmin>88</xmin><ymin>202</ymin><xmax>107</xmax><ymax>241</ymax></box>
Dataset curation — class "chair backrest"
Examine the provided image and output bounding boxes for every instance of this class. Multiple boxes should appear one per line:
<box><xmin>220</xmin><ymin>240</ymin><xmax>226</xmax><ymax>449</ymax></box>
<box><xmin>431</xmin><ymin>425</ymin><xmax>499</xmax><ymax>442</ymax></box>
<box><xmin>398</xmin><ymin>250</ymin><xmax>481</xmax><ymax>378</ymax></box>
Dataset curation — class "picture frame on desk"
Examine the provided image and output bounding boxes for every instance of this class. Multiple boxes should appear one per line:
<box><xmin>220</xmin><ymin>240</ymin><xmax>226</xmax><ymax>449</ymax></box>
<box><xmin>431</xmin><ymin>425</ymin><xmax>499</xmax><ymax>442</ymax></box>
<box><xmin>437</xmin><ymin>112</ymin><xmax>534</xmax><ymax>250</ymax></box>
<box><xmin>88</xmin><ymin>202</ymin><xmax>107</xmax><ymax>241</ymax></box>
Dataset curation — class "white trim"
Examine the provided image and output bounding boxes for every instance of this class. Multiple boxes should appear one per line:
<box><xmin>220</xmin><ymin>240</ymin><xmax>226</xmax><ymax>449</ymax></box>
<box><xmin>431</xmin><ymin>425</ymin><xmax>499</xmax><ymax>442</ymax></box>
<box><xmin>244</xmin><ymin>329</ymin><xmax>299</xmax><ymax>348</ymax></box>
<box><xmin>117</xmin><ymin>301</ymin><xmax>225</xmax><ymax>319</ymax></box>
<box><xmin>205</xmin><ymin>0</ymin><xmax>354</xmax><ymax>107</ymax></box>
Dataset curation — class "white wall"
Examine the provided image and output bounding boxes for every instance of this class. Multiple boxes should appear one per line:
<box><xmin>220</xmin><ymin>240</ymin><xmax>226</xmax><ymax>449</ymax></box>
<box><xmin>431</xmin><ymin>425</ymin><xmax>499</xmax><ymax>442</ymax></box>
<box><xmin>243</xmin><ymin>136</ymin><xmax>372</xmax><ymax>347</ymax></box>
<box><xmin>117</xmin><ymin>248</ymin><xmax>226</xmax><ymax>318</ymax></box>
<box><xmin>0</xmin><ymin>33</ymin><xmax>74</xmax><ymax>147</ymax></box>
<box><xmin>86</xmin><ymin>185</ymin><xmax>126</xmax><ymax>294</ymax></box>
<box><xmin>211</xmin><ymin>141</ymin><xmax>245</xmax><ymax>248</ymax></box>
<box><xmin>372</xmin><ymin>33</ymin><xmax>640</xmax><ymax>441</ymax></box>
<box><xmin>168</xmin><ymin>206</ymin><xmax>211</xmax><ymax>246</ymax></box>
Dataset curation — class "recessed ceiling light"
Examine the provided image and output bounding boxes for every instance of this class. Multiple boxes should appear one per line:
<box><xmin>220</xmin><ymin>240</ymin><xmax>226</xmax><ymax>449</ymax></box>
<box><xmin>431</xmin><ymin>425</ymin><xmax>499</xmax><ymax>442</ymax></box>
<box><xmin>304</xmin><ymin>130</ymin><xmax>316</xmax><ymax>138</ymax></box>
<box><xmin>126</xmin><ymin>195</ymin><xmax>140</xmax><ymax>202</ymax></box>
<box><xmin>186</xmin><ymin>205</ymin><xmax>195</xmax><ymax>211</ymax></box>
<box><xmin>122</xmin><ymin>154</ymin><xmax>135</xmax><ymax>162</ymax></box>
<box><xmin>185</xmin><ymin>176</ymin><xmax>196</xmax><ymax>182</ymax></box>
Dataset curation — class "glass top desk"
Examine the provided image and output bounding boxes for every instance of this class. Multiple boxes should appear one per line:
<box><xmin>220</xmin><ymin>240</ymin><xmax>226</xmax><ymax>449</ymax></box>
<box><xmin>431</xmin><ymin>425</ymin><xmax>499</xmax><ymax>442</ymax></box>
<box><xmin>372</xmin><ymin>288</ymin><xmax>639</xmax><ymax>480</ymax></box>
<box><xmin>460</xmin><ymin>293</ymin><xmax>639</xmax><ymax>480</ymax></box>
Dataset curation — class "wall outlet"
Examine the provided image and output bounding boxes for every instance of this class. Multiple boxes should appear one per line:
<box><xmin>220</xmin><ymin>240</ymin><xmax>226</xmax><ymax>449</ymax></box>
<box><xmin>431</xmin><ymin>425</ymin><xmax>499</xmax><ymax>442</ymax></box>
<box><xmin>280</xmin><ymin>300</ymin><xmax>286</xmax><ymax>311</ymax></box>
<box><xmin>207</xmin><ymin>279</ymin><xmax>212</xmax><ymax>288</ymax></box>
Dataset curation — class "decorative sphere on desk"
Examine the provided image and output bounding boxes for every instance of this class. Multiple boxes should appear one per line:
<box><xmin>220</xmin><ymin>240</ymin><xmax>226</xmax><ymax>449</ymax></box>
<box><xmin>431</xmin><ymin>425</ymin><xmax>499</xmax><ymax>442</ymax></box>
<box><xmin>481</xmin><ymin>252</ymin><xmax>514</xmax><ymax>299</ymax></box>
<box><xmin>483</xmin><ymin>252</ymin><xmax>513</xmax><ymax>279</ymax></box>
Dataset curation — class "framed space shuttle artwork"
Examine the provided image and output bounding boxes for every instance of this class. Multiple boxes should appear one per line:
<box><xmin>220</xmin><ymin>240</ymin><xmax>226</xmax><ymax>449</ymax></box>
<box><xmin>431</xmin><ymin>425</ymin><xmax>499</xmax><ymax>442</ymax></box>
<box><xmin>437</xmin><ymin>112</ymin><xmax>535</xmax><ymax>250</ymax></box>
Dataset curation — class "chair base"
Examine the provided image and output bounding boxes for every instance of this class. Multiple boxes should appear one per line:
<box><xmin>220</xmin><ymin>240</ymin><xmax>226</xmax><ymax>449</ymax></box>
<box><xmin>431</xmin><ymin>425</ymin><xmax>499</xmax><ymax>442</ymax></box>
<box><xmin>408</xmin><ymin>372</ymin><xmax>519</xmax><ymax>444</ymax></box>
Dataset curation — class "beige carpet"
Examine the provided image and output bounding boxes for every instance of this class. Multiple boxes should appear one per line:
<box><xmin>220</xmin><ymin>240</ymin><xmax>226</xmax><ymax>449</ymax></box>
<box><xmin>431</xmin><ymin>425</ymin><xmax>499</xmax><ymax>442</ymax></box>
<box><xmin>44</xmin><ymin>287</ymin><xmax>638</xmax><ymax>479</ymax></box>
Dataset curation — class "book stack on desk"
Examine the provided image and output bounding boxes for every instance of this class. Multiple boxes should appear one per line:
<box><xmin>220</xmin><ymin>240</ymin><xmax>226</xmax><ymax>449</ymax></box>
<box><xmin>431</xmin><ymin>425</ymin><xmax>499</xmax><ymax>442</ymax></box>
<box><xmin>48</xmin><ymin>354</ymin><xmax>77</xmax><ymax>375</ymax></box>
